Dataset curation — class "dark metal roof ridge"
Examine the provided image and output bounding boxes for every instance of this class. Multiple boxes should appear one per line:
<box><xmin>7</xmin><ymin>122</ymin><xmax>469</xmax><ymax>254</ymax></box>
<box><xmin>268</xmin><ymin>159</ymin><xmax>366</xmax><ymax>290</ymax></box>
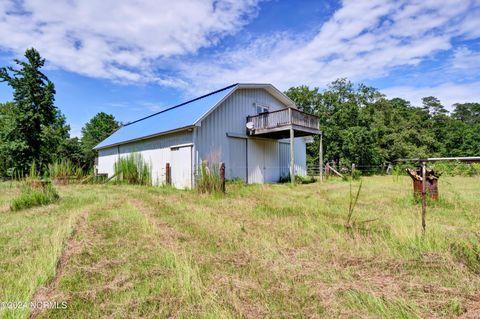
<box><xmin>122</xmin><ymin>83</ymin><xmax>238</xmax><ymax>127</ymax></box>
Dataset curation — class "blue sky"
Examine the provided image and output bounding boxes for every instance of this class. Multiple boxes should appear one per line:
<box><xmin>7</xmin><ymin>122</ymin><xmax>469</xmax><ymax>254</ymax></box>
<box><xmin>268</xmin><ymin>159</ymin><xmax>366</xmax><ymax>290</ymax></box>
<box><xmin>1</xmin><ymin>0</ymin><xmax>479</xmax><ymax>137</ymax></box>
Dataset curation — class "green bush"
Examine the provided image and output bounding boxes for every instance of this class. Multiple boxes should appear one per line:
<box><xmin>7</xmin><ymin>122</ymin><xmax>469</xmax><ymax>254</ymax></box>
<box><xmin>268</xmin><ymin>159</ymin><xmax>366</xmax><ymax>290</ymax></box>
<box><xmin>392</xmin><ymin>161</ymin><xmax>479</xmax><ymax>177</ymax></box>
<box><xmin>196</xmin><ymin>161</ymin><xmax>223</xmax><ymax>193</ymax></box>
<box><xmin>114</xmin><ymin>153</ymin><xmax>151</xmax><ymax>185</ymax></box>
<box><xmin>432</xmin><ymin>161</ymin><xmax>479</xmax><ymax>176</ymax></box>
<box><xmin>10</xmin><ymin>182</ymin><xmax>60</xmax><ymax>211</ymax></box>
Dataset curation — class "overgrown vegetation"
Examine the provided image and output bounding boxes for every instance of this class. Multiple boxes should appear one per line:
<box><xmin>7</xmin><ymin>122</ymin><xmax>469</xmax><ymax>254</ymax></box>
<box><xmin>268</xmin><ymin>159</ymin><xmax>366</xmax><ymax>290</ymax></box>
<box><xmin>346</xmin><ymin>180</ymin><xmax>363</xmax><ymax>228</ymax></box>
<box><xmin>47</xmin><ymin>159</ymin><xmax>85</xmax><ymax>183</ymax></box>
<box><xmin>114</xmin><ymin>153</ymin><xmax>151</xmax><ymax>185</ymax></box>
<box><xmin>196</xmin><ymin>161</ymin><xmax>223</xmax><ymax>193</ymax></box>
<box><xmin>1</xmin><ymin>176</ymin><xmax>479</xmax><ymax>318</ymax></box>
<box><xmin>10</xmin><ymin>182</ymin><xmax>60</xmax><ymax>211</ymax></box>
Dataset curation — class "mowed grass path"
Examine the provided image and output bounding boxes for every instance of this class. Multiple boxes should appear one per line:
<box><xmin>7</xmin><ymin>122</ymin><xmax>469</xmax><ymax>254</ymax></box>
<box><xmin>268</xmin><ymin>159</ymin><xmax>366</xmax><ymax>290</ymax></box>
<box><xmin>1</xmin><ymin>176</ymin><xmax>479</xmax><ymax>318</ymax></box>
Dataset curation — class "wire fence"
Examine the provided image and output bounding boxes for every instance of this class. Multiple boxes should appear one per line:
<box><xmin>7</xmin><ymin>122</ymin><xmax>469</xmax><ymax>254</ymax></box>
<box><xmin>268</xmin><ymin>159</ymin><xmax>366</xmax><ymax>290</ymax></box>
<box><xmin>306</xmin><ymin>161</ymin><xmax>480</xmax><ymax>177</ymax></box>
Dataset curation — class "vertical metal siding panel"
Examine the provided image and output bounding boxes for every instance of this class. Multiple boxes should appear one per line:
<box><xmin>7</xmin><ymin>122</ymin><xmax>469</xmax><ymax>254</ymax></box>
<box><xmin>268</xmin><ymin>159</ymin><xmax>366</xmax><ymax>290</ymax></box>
<box><xmin>295</xmin><ymin>137</ymin><xmax>307</xmax><ymax>176</ymax></box>
<box><xmin>277</xmin><ymin>138</ymin><xmax>307</xmax><ymax>178</ymax></box>
<box><xmin>104</xmin><ymin>131</ymin><xmax>192</xmax><ymax>186</ymax></box>
<box><xmin>279</xmin><ymin>143</ymin><xmax>289</xmax><ymax>178</ymax></box>
<box><xmin>97</xmin><ymin>147</ymin><xmax>118</xmax><ymax>176</ymax></box>
<box><xmin>99</xmin><ymin>88</ymin><xmax>299</xmax><ymax>185</ymax></box>
<box><xmin>195</xmin><ymin>88</ymin><xmax>292</xmax><ymax>184</ymax></box>
<box><xmin>263</xmin><ymin>140</ymin><xmax>280</xmax><ymax>182</ymax></box>
<box><xmin>248</xmin><ymin>139</ymin><xmax>263</xmax><ymax>183</ymax></box>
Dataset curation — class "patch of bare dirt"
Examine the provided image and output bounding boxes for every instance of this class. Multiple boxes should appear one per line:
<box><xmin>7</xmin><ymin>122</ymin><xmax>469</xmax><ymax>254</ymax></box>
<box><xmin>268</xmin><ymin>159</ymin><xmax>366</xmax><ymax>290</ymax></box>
<box><xmin>29</xmin><ymin>210</ymin><xmax>89</xmax><ymax>319</ymax></box>
<box><xmin>461</xmin><ymin>293</ymin><xmax>480</xmax><ymax>319</ymax></box>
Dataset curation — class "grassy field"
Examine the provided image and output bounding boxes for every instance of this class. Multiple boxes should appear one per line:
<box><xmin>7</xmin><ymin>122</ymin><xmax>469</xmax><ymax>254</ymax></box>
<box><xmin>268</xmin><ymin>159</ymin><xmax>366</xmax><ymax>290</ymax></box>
<box><xmin>0</xmin><ymin>176</ymin><xmax>479</xmax><ymax>318</ymax></box>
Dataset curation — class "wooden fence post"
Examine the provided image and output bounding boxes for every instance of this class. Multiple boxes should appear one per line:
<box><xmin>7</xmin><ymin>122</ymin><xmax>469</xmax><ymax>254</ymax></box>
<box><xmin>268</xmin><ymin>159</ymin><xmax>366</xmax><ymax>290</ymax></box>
<box><xmin>166</xmin><ymin>162</ymin><xmax>171</xmax><ymax>185</ymax></box>
<box><xmin>421</xmin><ymin>161</ymin><xmax>427</xmax><ymax>234</ymax></box>
<box><xmin>220</xmin><ymin>162</ymin><xmax>226</xmax><ymax>193</ymax></box>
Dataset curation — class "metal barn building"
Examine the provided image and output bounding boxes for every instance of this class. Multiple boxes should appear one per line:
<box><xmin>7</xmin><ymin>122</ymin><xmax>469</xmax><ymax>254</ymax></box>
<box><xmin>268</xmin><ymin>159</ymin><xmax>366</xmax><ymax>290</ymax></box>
<box><xmin>94</xmin><ymin>83</ymin><xmax>320</xmax><ymax>188</ymax></box>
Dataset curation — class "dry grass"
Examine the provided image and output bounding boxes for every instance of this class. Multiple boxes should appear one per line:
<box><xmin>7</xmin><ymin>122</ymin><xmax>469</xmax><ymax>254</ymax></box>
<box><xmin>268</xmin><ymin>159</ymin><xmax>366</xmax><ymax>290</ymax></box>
<box><xmin>0</xmin><ymin>176</ymin><xmax>479</xmax><ymax>318</ymax></box>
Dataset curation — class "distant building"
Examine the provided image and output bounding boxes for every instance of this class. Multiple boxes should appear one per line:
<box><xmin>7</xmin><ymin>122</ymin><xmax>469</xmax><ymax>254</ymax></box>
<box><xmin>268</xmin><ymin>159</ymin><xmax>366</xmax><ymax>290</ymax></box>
<box><xmin>94</xmin><ymin>83</ymin><xmax>320</xmax><ymax>188</ymax></box>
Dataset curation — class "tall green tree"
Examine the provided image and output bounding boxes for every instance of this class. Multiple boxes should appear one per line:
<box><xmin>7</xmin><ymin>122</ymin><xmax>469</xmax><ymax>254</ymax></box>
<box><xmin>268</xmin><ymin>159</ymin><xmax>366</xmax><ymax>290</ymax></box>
<box><xmin>286</xmin><ymin>79</ymin><xmax>480</xmax><ymax>172</ymax></box>
<box><xmin>0</xmin><ymin>48</ymin><xmax>69</xmax><ymax>173</ymax></box>
<box><xmin>422</xmin><ymin>96</ymin><xmax>448</xmax><ymax>116</ymax></box>
<box><xmin>81</xmin><ymin>112</ymin><xmax>119</xmax><ymax>169</ymax></box>
<box><xmin>451</xmin><ymin>103</ymin><xmax>480</xmax><ymax>124</ymax></box>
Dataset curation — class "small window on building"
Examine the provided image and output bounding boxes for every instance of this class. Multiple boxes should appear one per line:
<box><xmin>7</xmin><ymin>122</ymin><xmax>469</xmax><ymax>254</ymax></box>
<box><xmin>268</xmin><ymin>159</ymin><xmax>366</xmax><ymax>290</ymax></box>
<box><xmin>255</xmin><ymin>103</ymin><xmax>269</xmax><ymax>114</ymax></box>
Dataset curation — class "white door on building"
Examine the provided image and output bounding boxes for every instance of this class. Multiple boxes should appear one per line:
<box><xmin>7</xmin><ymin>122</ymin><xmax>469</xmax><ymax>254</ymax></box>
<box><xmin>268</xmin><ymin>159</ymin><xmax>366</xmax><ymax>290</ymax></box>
<box><xmin>247</xmin><ymin>139</ymin><xmax>280</xmax><ymax>183</ymax></box>
<box><xmin>263</xmin><ymin>140</ymin><xmax>279</xmax><ymax>183</ymax></box>
<box><xmin>170</xmin><ymin>145</ymin><xmax>192</xmax><ymax>189</ymax></box>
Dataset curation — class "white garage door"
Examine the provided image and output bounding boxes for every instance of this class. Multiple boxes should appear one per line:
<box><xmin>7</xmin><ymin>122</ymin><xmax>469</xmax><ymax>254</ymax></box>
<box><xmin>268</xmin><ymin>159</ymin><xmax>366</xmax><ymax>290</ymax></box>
<box><xmin>170</xmin><ymin>145</ymin><xmax>192</xmax><ymax>189</ymax></box>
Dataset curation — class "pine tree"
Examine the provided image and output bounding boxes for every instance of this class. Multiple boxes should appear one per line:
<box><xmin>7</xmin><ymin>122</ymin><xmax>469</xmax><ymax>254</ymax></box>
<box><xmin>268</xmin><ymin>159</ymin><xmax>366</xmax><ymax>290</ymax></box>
<box><xmin>0</xmin><ymin>48</ymin><xmax>67</xmax><ymax>173</ymax></box>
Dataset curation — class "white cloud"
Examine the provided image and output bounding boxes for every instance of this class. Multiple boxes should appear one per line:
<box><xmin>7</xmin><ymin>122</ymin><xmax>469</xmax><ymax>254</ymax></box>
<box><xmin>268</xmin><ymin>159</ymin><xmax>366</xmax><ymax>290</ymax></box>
<box><xmin>0</xmin><ymin>0</ymin><xmax>259</xmax><ymax>81</ymax></box>
<box><xmin>1</xmin><ymin>0</ymin><xmax>479</xmax><ymax>102</ymax></box>
<box><xmin>451</xmin><ymin>47</ymin><xmax>480</xmax><ymax>71</ymax></box>
<box><xmin>382</xmin><ymin>82</ymin><xmax>480</xmax><ymax>109</ymax></box>
<box><xmin>167</xmin><ymin>0</ymin><xmax>480</xmax><ymax>94</ymax></box>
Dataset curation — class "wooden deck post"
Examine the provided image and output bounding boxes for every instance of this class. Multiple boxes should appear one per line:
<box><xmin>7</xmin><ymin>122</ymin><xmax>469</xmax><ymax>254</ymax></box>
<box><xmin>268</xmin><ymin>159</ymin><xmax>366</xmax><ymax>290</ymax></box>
<box><xmin>289</xmin><ymin>108</ymin><xmax>295</xmax><ymax>185</ymax></box>
<box><xmin>166</xmin><ymin>162</ymin><xmax>171</xmax><ymax>185</ymax></box>
<box><xmin>319</xmin><ymin>132</ymin><xmax>323</xmax><ymax>184</ymax></box>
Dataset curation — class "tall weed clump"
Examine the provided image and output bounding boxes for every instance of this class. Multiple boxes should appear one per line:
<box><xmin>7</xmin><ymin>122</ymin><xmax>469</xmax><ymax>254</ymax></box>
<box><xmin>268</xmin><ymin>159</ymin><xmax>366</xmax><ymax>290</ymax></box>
<box><xmin>114</xmin><ymin>153</ymin><xmax>151</xmax><ymax>185</ymax></box>
<box><xmin>10</xmin><ymin>182</ymin><xmax>60</xmax><ymax>211</ymax></box>
<box><xmin>196</xmin><ymin>161</ymin><xmax>222</xmax><ymax>193</ymax></box>
<box><xmin>47</xmin><ymin>159</ymin><xmax>75</xmax><ymax>183</ymax></box>
<box><xmin>10</xmin><ymin>164</ymin><xmax>60</xmax><ymax>211</ymax></box>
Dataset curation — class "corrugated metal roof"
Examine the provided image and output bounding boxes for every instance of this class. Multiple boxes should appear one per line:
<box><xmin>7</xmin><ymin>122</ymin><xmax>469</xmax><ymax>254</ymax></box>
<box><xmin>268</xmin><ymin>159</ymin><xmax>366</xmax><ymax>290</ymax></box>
<box><xmin>94</xmin><ymin>84</ymin><xmax>238</xmax><ymax>149</ymax></box>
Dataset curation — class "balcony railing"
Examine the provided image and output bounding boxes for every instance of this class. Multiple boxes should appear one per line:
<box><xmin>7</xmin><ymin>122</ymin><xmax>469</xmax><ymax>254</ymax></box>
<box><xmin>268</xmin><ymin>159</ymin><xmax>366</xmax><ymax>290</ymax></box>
<box><xmin>246</xmin><ymin>108</ymin><xmax>320</xmax><ymax>134</ymax></box>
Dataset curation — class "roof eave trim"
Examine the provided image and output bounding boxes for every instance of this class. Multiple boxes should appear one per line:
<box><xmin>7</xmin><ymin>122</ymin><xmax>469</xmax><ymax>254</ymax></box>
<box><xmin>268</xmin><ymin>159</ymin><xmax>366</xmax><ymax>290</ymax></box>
<box><xmin>193</xmin><ymin>84</ymin><xmax>239</xmax><ymax>125</ymax></box>
<box><xmin>193</xmin><ymin>83</ymin><xmax>297</xmax><ymax>125</ymax></box>
<box><xmin>237</xmin><ymin>83</ymin><xmax>297</xmax><ymax>108</ymax></box>
<box><xmin>94</xmin><ymin>125</ymin><xmax>195</xmax><ymax>150</ymax></box>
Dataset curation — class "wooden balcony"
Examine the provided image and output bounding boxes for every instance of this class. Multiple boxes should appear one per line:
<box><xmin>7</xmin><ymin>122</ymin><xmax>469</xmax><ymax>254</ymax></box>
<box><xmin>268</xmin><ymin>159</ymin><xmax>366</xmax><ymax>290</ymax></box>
<box><xmin>246</xmin><ymin>108</ymin><xmax>320</xmax><ymax>139</ymax></box>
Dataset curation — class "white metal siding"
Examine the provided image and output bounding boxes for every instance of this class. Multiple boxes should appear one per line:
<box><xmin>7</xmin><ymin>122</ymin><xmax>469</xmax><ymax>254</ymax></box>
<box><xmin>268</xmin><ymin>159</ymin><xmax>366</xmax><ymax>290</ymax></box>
<box><xmin>97</xmin><ymin>147</ymin><xmax>118</xmax><ymax>177</ymax></box>
<box><xmin>97</xmin><ymin>87</ymin><xmax>308</xmax><ymax>187</ymax></box>
<box><xmin>248</xmin><ymin>138</ymin><xmax>281</xmax><ymax>183</ymax></box>
<box><xmin>279</xmin><ymin>138</ymin><xmax>307</xmax><ymax>177</ymax></box>
<box><xmin>97</xmin><ymin>131</ymin><xmax>192</xmax><ymax>185</ymax></box>
<box><xmin>228</xmin><ymin>137</ymin><xmax>247</xmax><ymax>181</ymax></box>
<box><xmin>195</xmin><ymin>88</ymin><xmax>287</xmax><ymax>181</ymax></box>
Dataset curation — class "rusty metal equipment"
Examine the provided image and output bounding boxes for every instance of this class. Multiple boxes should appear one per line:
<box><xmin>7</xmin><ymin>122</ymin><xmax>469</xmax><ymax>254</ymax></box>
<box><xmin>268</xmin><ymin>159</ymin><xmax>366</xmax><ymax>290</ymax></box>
<box><xmin>406</xmin><ymin>167</ymin><xmax>439</xmax><ymax>200</ymax></box>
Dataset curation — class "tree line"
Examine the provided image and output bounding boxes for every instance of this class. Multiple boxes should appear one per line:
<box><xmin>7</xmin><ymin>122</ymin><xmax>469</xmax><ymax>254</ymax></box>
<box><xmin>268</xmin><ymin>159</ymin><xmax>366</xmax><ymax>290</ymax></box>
<box><xmin>286</xmin><ymin>80</ymin><xmax>480</xmax><ymax>168</ymax></box>
<box><xmin>0</xmin><ymin>49</ymin><xmax>118</xmax><ymax>177</ymax></box>
<box><xmin>1</xmin><ymin>49</ymin><xmax>479</xmax><ymax>177</ymax></box>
